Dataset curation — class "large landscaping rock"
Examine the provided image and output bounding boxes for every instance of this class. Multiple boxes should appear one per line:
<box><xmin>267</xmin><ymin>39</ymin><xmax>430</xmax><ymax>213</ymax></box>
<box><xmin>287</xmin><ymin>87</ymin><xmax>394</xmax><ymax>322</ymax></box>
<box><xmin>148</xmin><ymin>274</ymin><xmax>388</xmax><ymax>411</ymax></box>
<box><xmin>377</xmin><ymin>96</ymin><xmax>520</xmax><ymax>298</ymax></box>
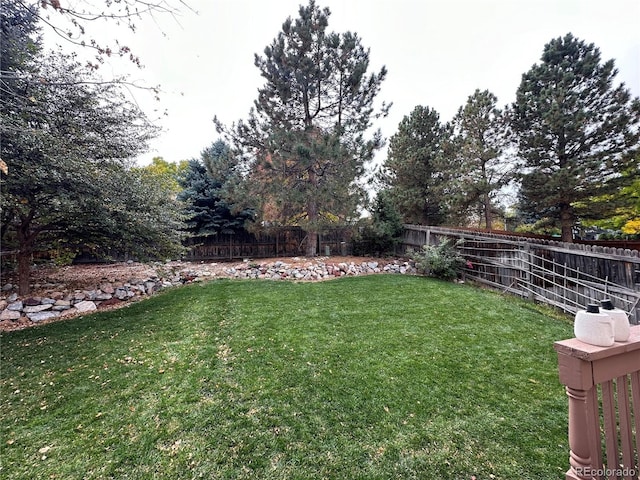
<box><xmin>23</xmin><ymin>304</ymin><xmax>53</xmax><ymax>314</ymax></box>
<box><xmin>74</xmin><ymin>301</ymin><xmax>97</xmax><ymax>313</ymax></box>
<box><xmin>27</xmin><ymin>311</ymin><xmax>60</xmax><ymax>322</ymax></box>
<box><xmin>0</xmin><ymin>309</ymin><xmax>21</xmax><ymax>321</ymax></box>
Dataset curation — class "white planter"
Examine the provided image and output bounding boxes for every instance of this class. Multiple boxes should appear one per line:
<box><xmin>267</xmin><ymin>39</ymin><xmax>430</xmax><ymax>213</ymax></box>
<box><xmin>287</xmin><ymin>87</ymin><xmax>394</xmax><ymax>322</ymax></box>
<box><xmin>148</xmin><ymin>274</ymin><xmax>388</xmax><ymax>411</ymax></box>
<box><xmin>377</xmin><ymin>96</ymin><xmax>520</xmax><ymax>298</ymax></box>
<box><xmin>600</xmin><ymin>299</ymin><xmax>631</xmax><ymax>342</ymax></box>
<box><xmin>574</xmin><ymin>304</ymin><xmax>615</xmax><ymax>347</ymax></box>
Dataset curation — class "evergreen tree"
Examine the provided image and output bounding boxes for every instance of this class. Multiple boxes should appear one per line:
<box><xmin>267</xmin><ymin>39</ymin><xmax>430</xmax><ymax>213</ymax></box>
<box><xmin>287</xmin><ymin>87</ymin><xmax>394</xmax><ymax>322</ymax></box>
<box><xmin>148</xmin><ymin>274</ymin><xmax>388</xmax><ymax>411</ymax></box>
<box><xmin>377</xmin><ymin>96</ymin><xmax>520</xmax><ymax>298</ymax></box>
<box><xmin>352</xmin><ymin>190</ymin><xmax>404</xmax><ymax>256</ymax></box>
<box><xmin>512</xmin><ymin>33</ymin><xmax>640</xmax><ymax>242</ymax></box>
<box><xmin>216</xmin><ymin>0</ymin><xmax>388</xmax><ymax>256</ymax></box>
<box><xmin>450</xmin><ymin>89</ymin><xmax>513</xmax><ymax>229</ymax></box>
<box><xmin>202</xmin><ymin>140</ymin><xmax>233</xmax><ymax>180</ymax></box>
<box><xmin>178</xmin><ymin>148</ymin><xmax>254</xmax><ymax>238</ymax></box>
<box><xmin>380</xmin><ymin>105</ymin><xmax>452</xmax><ymax>225</ymax></box>
<box><xmin>577</xmin><ymin>154</ymin><xmax>640</xmax><ymax>237</ymax></box>
<box><xmin>200</xmin><ymin>140</ymin><xmax>246</xmax><ymax>208</ymax></box>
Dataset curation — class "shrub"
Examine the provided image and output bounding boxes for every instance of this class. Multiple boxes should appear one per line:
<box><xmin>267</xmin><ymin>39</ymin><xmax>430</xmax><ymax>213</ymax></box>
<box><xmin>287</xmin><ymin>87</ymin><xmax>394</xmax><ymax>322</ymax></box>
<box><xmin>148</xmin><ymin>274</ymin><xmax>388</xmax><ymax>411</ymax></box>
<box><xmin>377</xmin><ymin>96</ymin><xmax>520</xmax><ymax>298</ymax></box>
<box><xmin>352</xmin><ymin>190</ymin><xmax>404</xmax><ymax>256</ymax></box>
<box><xmin>410</xmin><ymin>239</ymin><xmax>466</xmax><ymax>281</ymax></box>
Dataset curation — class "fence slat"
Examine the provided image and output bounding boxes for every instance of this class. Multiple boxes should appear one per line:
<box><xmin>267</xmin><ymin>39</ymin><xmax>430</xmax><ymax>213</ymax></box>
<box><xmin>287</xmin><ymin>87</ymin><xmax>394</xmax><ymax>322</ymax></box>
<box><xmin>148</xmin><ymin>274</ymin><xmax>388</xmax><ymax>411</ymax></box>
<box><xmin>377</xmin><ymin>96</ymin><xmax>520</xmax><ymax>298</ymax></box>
<box><xmin>587</xmin><ymin>387</ymin><xmax>605</xmax><ymax>478</ymax></box>
<box><xmin>616</xmin><ymin>375</ymin><xmax>634</xmax><ymax>480</ymax></box>
<box><xmin>601</xmin><ymin>380</ymin><xmax>620</xmax><ymax>477</ymax></box>
<box><xmin>185</xmin><ymin>227</ymin><xmax>352</xmax><ymax>261</ymax></box>
<box><xmin>632</xmin><ymin>372</ymin><xmax>640</xmax><ymax>465</ymax></box>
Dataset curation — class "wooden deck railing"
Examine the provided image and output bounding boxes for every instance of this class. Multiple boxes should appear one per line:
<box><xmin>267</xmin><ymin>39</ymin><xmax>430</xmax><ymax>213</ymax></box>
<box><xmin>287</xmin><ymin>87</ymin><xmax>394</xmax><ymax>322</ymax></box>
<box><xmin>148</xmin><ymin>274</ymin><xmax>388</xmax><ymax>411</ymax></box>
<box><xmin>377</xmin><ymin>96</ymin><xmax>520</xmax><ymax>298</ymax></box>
<box><xmin>555</xmin><ymin>325</ymin><xmax>640</xmax><ymax>480</ymax></box>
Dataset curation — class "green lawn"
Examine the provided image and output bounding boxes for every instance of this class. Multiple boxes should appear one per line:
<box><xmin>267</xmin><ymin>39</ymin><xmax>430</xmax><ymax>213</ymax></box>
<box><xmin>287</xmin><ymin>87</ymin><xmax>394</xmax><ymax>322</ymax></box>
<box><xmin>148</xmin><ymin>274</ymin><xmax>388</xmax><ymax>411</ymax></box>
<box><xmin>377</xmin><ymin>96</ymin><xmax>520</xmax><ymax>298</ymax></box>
<box><xmin>1</xmin><ymin>275</ymin><xmax>574</xmax><ymax>479</ymax></box>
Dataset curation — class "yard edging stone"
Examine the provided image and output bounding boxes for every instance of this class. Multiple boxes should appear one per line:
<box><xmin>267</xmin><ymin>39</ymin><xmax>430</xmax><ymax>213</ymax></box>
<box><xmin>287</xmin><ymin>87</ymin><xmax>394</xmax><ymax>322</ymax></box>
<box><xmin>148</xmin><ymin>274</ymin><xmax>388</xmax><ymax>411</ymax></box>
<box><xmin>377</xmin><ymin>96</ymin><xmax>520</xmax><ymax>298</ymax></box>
<box><xmin>1</xmin><ymin>258</ymin><xmax>416</xmax><ymax>329</ymax></box>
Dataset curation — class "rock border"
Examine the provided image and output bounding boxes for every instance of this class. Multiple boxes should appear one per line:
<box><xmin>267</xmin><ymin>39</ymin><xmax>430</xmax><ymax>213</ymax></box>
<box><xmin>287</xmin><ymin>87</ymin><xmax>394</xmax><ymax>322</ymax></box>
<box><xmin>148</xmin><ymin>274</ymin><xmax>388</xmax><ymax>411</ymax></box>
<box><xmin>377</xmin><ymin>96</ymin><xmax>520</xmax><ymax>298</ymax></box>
<box><xmin>1</xmin><ymin>258</ymin><xmax>416</xmax><ymax>330</ymax></box>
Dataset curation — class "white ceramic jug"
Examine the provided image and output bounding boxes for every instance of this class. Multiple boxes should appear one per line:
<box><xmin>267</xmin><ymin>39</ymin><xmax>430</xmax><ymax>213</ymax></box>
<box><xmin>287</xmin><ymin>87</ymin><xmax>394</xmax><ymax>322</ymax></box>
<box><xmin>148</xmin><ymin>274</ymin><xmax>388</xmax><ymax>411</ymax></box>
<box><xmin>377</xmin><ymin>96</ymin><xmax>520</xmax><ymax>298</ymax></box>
<box><xmin>600</xmin><ymin>299</ymin><xmax>631</xmax><ymax>342</ymax></box>
<box><xmin>574</xmin><ymin>304</ymin><xmax>615</xmax><ymax>347</ymax></box>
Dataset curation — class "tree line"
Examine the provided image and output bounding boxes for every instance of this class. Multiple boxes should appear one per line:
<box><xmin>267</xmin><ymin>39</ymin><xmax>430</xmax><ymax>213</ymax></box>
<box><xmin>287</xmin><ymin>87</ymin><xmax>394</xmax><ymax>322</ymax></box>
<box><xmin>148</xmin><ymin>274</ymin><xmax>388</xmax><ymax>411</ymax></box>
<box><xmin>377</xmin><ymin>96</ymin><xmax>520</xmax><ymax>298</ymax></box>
<box><xmin>210</xmin><ymin>1</ymin><xmax>639</xmax><ymax>249</ymax></box>
<box><xmin>2</xmin><ymin>0</ymin><xmax>639</xmax><ymax>295</ymax></box>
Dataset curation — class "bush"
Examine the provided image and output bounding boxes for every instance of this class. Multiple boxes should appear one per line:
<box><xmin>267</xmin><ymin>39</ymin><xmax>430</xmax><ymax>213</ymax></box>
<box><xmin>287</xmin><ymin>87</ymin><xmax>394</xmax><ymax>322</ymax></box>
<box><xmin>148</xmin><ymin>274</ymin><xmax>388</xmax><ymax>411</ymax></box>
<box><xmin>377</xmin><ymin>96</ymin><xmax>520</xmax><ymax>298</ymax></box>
<box><xmin>352</xmin><ymin>190</ymin><xmax>404</xmax><ymax>256</ymax></box>
<box><xmin>410</xmin><ymin>239</ymin><xmax>466</xmax><ymax>281</ymax></box>
<box><xmin>352</xmin><ymin>223</ymin><xmax>397</xmax><ymax>256</ymax></box>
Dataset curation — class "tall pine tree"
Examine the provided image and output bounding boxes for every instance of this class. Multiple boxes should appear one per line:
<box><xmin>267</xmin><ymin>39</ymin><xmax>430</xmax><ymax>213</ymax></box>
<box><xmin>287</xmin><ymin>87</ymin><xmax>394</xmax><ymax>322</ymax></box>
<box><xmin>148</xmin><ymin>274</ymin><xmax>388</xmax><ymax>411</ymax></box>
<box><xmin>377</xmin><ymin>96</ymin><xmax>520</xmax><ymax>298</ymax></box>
<box><xmin>216</xmin><ymin>0</ymin><xmax>388</xmax><ymax>256</ymax></box>
<box><xmin>380</xmin><ymin>105</ymin><xmax>452</xmax><ymax>225</ymax></box>
<box><xmin>512</xmin><ymin>33</ymin><xmax>640</xmax><ymax>242</ymax></box>
<box><xmin>450</xmin><ymin>89</ymin><xmax>513</xmax><ymax>229</ymax></box>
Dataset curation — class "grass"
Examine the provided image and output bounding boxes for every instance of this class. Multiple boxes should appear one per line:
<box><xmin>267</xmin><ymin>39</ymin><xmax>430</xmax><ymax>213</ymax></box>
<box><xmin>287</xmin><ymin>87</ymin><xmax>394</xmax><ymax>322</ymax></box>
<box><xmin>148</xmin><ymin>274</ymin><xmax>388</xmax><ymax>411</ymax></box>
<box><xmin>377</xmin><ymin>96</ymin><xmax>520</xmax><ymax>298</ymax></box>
<box><xmin>0</xmin><ymin>275</ymin><xmax>574</xmax><ymax>479</ymax></box>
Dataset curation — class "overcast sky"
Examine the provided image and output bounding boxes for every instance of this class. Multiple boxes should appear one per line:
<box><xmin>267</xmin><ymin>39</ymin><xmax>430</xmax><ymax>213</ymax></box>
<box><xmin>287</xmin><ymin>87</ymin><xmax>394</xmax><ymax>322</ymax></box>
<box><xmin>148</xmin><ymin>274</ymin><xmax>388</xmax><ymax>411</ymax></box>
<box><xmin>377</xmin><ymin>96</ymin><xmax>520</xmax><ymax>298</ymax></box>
<box><xmin>47</xmin><ymin>0</ymin><xmax>640</xmax><ymax>165</ymax></box>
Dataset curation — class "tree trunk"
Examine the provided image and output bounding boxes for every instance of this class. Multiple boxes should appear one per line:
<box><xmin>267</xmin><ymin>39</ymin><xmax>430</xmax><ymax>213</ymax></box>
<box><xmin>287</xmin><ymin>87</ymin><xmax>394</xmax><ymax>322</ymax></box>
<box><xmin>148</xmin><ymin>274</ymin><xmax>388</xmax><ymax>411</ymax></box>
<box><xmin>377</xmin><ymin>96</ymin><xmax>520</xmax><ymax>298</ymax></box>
<box><xmin>305</xmin><ymin>198</ymin><xmax>319</xmax><ymax>256</ymax></box>
<box><xmin>560</xmin><ymin>204</ymin><xmax>574</xmax><ymax>243</ymax></box>
<box><xmin>305</xmin><ymin>169</ymin><xmax>319</xmax><ymax>257</ymax></box>
<box><xmin>306</xmin><ymin>230</ymin><xmax>318</xmax><ymax>257</ymax></box>
<box><xmin>16</xmin><ymin>221</ymin><xmax>35</xmax><ymax>296</ymax></box>
<box><xmin>483</xmin><ymin>194</ymin><xmax>493</xmax><ymax>230</ymax></box>
<box><xmin>17</xmin><ymin>249</ymin><xmax>31</xmax><ymax>296</ymax></box>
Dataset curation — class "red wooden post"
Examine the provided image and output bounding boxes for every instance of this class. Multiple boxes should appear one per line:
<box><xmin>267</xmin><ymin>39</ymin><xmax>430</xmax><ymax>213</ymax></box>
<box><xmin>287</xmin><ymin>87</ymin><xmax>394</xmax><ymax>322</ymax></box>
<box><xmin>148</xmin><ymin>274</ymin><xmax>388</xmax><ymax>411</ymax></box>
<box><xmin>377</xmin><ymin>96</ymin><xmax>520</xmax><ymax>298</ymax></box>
<box><xmin>555</xmin><ymin>325</ymin><xmax>640</xmax><ymax>480</ymax></box>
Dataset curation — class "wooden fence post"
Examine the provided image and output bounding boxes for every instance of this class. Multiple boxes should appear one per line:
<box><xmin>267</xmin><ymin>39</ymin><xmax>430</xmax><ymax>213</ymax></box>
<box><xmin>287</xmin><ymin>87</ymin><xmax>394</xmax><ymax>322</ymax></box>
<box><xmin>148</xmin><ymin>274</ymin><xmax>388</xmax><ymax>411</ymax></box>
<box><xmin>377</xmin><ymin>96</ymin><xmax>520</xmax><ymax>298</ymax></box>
<box><xmin>556</xmin><ymin>353</ymin><xmax>602</xmax><ymax>480</ymax></box>
<box><xmin>555</xmin><ymin>326</ymin><xmax>640</xmax><ymax>480</ymax></box>
<box><xmin>524</xmin><ymin>243</ymin><xmax>535</xmax><ymax>302</ymax></box>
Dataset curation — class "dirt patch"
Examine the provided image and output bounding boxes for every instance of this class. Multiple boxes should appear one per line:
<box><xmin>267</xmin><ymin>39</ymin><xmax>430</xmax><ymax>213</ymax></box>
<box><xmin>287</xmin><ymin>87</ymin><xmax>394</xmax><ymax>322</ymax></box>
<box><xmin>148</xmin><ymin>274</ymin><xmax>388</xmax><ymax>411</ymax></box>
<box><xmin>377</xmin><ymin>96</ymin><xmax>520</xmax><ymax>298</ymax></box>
<box><xmin>13</xmin><ymin>256</ymin><xmax>379</xmax><ymax>294</ymax></box>
<box><xmin>28</xmin><ymin>262</ymin><xmax>159</xmax><ymax>292</ymax></box>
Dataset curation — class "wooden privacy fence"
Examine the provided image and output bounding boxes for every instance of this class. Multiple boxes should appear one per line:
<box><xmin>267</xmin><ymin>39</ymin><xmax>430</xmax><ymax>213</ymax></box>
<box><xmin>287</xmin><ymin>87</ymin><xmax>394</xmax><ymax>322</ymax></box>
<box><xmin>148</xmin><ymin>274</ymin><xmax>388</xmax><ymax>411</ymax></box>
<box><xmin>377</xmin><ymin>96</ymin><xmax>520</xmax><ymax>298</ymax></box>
<box><xmin>555</xmin><ymin>325</ymin><xmax>640</xmax><ymax>480</ymax></box>
<box><xmin>184</xmin><ymin>227</ymin><xmax>351</xmax><ymax>261</ymax></box>
<box><xmin>401</xmin><ymin>225</ymin><xmax>640</xmax><ymax>324</ymax></box>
